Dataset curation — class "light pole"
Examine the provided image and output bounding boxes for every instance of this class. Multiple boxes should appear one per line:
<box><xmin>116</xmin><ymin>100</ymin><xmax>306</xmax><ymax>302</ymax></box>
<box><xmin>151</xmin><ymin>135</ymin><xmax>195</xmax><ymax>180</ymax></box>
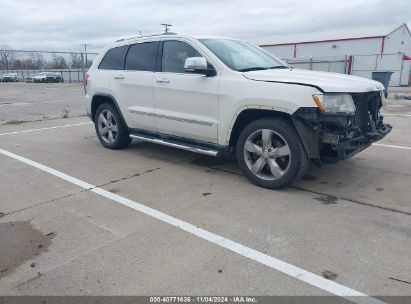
<box><xmin>81</xmin><ymin>43</ymin><xmax>90</xmax><ymax>67</ymax></box>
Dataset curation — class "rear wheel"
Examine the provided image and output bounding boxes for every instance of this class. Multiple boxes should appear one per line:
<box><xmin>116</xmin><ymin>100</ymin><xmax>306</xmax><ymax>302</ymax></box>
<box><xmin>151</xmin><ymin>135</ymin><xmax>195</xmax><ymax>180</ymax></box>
<box><xmin>94</xmin><ymin>103</ymin><xmax>131</xmax><ymax>149</ymax></box>
<box><xmin>236</xmin><ymin>118</ymin><xmax>307</xmax><ymax>189</ymax></box>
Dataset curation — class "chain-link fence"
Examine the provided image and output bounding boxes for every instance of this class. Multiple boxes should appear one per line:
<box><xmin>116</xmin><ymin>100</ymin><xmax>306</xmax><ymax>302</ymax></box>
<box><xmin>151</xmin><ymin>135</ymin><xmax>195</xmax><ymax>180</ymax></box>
<box><xmin>0</xmin><ymin>49</ymin><xmax>98</xmax><ymax>82</ymax></box>
<box><xmin>281</xmin><ymin>53</ymin><xmax>410</xmax><ymax>86</ymax></box>
<box><xmin>284</xmin><ymin>55</ymin><xmax>349</xmax><ymax>74</ymax></box>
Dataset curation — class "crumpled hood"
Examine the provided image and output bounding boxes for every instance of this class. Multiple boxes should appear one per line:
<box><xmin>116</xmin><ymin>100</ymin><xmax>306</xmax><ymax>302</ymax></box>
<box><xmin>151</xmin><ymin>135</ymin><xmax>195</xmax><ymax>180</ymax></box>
<box><xmin>243</xmin><ymin>68</ymin><xmax>385</xmax><ymax>93</ymax></box>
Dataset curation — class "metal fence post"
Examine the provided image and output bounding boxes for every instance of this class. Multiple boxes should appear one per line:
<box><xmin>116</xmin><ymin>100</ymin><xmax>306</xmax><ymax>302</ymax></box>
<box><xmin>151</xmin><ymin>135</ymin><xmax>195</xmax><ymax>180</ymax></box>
<box><xmin>347</xmin><ymin>55</ymin><xmax>353</xmax><ymax>75</ymax></box>
<box><xmin>399</xmin><ymin>53</ymin><xmax>404</xmax><ymax>85</ymax></box>
<box><xmin>375</xmin><ymin>54</ymin><xmax>379</xmax><ymax>71</ymax></box>
<box><xmin>344</xmin><ymin>55</ymin><xmax>347</xmax><ymax>74</ymax></box>
<box><xmin>81</xmin><ymin>52</ymin><xmax>86</xmax><ymax>93</ymax></box>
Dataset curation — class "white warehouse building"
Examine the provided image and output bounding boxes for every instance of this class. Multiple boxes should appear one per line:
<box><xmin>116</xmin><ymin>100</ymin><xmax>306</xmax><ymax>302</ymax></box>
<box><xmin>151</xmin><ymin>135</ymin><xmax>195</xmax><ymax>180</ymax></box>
<box><xmin>252</xmin><ymin>24</ymin><xmax>411</xmax><ymax>86</ymax></box>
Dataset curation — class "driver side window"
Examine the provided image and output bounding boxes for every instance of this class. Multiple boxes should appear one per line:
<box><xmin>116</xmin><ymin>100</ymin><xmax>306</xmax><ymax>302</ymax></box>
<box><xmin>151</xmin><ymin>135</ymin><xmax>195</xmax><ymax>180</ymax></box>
<box><xmin>161</xmin><ymin>40</ymin><xmax>201</xmax><ymax>73</ymax></box>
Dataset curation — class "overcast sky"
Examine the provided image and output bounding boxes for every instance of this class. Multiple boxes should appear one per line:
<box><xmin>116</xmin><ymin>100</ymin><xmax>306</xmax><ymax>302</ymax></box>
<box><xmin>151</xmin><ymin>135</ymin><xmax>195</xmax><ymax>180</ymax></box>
<box><xmin>0</xmin><ymin>0</ymin><xmax>410</xmax><ymax>52</ymax></box>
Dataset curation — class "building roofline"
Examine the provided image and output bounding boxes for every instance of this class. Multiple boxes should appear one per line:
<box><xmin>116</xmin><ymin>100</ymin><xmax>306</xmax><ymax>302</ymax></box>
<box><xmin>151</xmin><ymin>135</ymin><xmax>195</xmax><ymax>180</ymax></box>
<box><xmin>385</xmin><ymin>23</ymin><xmax>411</xmax><ymax>37</ymax></box>
<box><xmin>259</xmin><ymin>35</ymin><xmax>385</xmax><ymax>47</ymax></box>
<box><xmin>258</xmin><ymin>23</ymin><xmax>410</xmax><ymax>48</ymax></box>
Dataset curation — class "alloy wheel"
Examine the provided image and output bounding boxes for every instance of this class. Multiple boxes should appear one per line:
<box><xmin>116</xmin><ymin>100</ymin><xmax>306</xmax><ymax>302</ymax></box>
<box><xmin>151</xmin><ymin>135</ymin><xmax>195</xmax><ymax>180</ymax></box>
<box><xmin>243</xmin><ymin>129</ymin><xmax>291</xmax><ymax>180</ymax></box>
<box><xmin>97</xmin><ymin>109</ymin><xmax>118</xmax><ymax>144</ymax></box>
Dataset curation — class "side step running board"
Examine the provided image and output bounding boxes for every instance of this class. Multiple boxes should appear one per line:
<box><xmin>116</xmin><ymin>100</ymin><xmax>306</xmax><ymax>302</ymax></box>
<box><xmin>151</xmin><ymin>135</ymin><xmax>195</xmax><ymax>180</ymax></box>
<box><xmin>130</xmin><ymin>134</ymin><xmax>219</xmax><ymax>157</ymax></box>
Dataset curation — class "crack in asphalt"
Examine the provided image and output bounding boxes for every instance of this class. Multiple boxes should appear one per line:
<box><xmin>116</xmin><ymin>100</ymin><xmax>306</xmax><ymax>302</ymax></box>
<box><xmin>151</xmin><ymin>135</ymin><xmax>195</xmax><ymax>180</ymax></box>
<box><xmin>1</xmin><ymin>162</ymin><xmax>184</xmax><ymax>218</ymax></box>
<box><xmin>4</xmin><ymin>191</ymin><xmax>81</xmax><ymax>217</ymax></box>
<box><xmin>388</xmin><ymin>277</ymin><xmax>411</xmax><ymax>285</ymax></box>
<box><xmin>190</xmin><ymin>159</ymin><xmax>411</xmax><ymax>217</ymax></box>
<box><xmin>292</xmin><ymin>186</ymin><xmax>411</xmax><ymax>216</ymax></box>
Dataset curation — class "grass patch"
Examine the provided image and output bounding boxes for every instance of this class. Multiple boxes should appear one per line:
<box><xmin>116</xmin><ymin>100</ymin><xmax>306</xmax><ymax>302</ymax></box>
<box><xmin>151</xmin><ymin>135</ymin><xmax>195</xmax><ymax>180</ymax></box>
<box><xmin>62</xmin><ymin>108</ymin><xmax>70</xmax><ymax>118</ymax></box>
<box><xmin>3</xmin><ymin>119</ymin><xmax>27</xmax><ymax>125</ymax></box>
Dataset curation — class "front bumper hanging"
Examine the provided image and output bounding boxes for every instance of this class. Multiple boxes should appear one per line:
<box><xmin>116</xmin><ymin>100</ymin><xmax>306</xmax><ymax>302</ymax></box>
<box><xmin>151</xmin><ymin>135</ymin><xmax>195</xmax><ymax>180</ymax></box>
<box><xmin>292</xmin><ymin>92</ymin><xmax>393</xmax><ymax>164</ymax></box>
<box><xmin>332</xmin><ymin>123</ymin><xmax>392</xmax><ymax>160</ymax></box>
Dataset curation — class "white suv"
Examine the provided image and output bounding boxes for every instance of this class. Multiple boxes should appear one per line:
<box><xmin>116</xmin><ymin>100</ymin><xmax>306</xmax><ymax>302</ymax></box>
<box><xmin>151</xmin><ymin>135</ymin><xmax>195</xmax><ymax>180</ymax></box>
<box><xmin>85</xmin><ymin>33</ymin><xmax>392</xmax><ymax>189</ymax></box>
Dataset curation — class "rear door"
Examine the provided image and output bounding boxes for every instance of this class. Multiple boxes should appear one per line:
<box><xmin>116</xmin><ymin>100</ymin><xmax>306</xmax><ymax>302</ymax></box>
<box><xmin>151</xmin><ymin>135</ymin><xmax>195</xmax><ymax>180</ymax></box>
<box><xmin>110</xmin><ymin>41</ymin><xmax>159</xmax><ymax>131</ymax></box>
<box><xmin>153</xmin><ymin>39</ymin><xmax>219</xmax><ymax>143</ymax></box>
<box><xmin>93</xmin><ymin>45</ymin><xmax>128</xmax><ymax>119</ymax></box>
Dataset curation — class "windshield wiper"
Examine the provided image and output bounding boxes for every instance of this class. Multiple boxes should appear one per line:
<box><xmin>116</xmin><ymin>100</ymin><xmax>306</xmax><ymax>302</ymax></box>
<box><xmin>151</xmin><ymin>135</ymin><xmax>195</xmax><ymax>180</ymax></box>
<box><xmin>238</xmin><ymin>67</ymin><xmax>269</xmax><ymax>72</ymax></box>
<box><xmin>267</xmin><ymin>66</ymin><xmax>289</xmax><ymax>69</ymax></box>
<box><xmin>239</xmin><ymin>66</ymin><xmax>288</xmax><ymax>72</ymax></box>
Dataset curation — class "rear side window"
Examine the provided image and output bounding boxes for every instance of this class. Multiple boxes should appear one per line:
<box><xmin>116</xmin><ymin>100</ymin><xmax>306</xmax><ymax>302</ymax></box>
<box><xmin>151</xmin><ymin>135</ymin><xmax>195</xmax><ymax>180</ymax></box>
<box><xmin>99</xmin><ymin>45</ymin><xmax>128</xmax><ymax>70</ymax></box>
<box><xmin>161</xmin><ymin>40</ymin><xmax>201</xmax><ymax>73</ymax></box>
<box><xmin>125</xmin><ymin>42</ymin><xmax>158</xmax><ymax>71</ymax></box>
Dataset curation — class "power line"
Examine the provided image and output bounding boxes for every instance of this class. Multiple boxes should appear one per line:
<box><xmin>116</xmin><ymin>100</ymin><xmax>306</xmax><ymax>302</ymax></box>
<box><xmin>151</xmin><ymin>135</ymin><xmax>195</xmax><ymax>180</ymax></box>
<box><xmin>0</xmin><ymin>49</ymin><xmax>98</xmax><ymax>55</ymax></box>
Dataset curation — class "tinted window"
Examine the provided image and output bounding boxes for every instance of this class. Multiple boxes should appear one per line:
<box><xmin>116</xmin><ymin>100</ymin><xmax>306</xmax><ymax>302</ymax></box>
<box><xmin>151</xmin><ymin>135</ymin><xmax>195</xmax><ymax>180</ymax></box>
<box><xmin>125</xmin><ymin>42</ymin><xmax>158</xmax><ymax>71</ymax></box>
<box><xmin>161</xmin><ymin>41</ymin><xmax>201</xmax><ymax>73</ymax></box>
<box><xmin>99</xmin><ymin>45</ymin><xmax>128</xmax><ymax>70</ymax></box>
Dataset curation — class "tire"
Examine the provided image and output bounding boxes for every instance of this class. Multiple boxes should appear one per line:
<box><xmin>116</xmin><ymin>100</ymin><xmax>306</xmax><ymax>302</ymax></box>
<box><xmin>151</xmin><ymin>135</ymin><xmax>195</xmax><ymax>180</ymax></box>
<box><xmin>236</xmin><ymin>118</ymin><xmax>307</xmax><ymax>189</ymax></box>
<box><xmin>94</xmin><ymin>103</ymin><xmax>131</xmax><ymax>149</ymax></box>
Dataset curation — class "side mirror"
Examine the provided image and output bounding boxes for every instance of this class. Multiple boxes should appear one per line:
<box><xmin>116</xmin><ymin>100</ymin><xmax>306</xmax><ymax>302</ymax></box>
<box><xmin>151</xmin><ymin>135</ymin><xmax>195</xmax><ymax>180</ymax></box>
<box><xmin>184</xmin><ymin>57</ymin><xmax>216</xmax><ymax>76</ymax></box>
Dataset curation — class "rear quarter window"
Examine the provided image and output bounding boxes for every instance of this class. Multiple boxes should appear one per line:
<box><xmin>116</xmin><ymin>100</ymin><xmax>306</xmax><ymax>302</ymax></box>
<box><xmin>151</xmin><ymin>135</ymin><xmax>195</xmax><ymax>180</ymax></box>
<box><xmin>99</xmin><ymin>45</ymin><xmax>129</xmax><ymax>70</ymax></box>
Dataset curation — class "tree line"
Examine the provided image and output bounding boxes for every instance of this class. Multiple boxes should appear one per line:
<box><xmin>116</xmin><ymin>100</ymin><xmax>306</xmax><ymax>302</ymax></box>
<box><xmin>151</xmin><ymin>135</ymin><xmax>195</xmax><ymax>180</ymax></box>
<box><xmin>0</xmin><ymin>45</ymin><xmax>92</xmax><ymax>70</ymax></box>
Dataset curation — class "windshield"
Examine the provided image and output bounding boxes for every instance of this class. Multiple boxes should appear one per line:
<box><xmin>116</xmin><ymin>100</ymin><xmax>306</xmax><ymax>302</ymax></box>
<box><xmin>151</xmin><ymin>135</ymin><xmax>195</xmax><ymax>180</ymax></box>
<box><xmin>200</xmin><ymin>39</ymin><xmax>288</xmax><ymax>72</ymax></box>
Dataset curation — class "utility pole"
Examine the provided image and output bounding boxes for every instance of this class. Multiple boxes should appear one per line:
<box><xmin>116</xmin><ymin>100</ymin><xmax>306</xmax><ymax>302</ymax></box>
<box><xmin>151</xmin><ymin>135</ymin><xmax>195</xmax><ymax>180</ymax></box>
<box><xmin>81</xmin><ymin>43</ymin><xmax>90</xmax><ymax>67</ymax></box>
<box><xmin>161</xmin><ymin>23</ymin><xmax>172</xmax><ymax>33</ymax></box>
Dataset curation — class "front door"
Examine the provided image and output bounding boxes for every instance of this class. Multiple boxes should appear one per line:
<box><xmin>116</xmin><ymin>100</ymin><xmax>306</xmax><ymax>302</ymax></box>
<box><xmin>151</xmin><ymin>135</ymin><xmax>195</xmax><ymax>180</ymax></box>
<box><xmin>153</xmin><ymin>39</ymin><xmax>219</xmax><ymax>143</ymax></box>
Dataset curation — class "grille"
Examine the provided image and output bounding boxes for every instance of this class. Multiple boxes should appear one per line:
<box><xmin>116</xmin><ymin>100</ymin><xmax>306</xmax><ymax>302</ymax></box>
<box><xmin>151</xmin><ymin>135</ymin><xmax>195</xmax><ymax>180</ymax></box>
<box><xmin>351</xmin><ymin>92</ymin><xmax>382</xmax><ymax>133</ymax></box>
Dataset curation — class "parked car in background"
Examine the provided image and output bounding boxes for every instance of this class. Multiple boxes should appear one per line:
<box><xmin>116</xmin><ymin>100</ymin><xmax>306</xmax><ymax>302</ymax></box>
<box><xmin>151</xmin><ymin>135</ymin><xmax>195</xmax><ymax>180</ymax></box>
<box><xmin>51</xmin><ymin>73</ymin><xmax>64</xmax><ymax>83</ymax></box>
<box><xmin>1</xmin><ymin>73</ymin><xmax>19</xmax><ymax>82</ymax></box>
<box><xmin>31</xmin><ymin>72</ymin><xmax>64</xmax><ymax>83</ymax></box>
<box><xmin>25</xmin><ymin>75</ymin><xmax>35</xmax><ymax>83</ymax></box>
<box><xmin>33</xmin><ymin>72</ymin><xmax>50</xmax><ymax>83</ymax></box>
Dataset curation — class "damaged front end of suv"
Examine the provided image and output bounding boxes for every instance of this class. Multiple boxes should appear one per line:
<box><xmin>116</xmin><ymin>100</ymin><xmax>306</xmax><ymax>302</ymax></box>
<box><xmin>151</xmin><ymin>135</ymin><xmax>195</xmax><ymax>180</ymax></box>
<box><xmin>293</xmin><ymin>91</ymin><xmax>392</xmax><ymax>164</ymax></box>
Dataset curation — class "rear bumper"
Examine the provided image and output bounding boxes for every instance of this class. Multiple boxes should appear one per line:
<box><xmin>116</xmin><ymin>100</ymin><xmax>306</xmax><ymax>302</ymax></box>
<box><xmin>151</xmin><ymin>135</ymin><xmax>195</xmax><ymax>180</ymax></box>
<box><xmin>324</xmin><ymin>123</ymin><xmax>392</xmax><ymax>162</ymax></box>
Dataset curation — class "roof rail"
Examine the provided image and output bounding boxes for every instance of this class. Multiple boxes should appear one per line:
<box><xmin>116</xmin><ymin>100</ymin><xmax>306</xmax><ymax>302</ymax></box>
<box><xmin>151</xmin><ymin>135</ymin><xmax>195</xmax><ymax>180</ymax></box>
<box><xmin>115</xmin><ymin>32</ymin><xmax>178</xmax><ymax>42</ymax></box>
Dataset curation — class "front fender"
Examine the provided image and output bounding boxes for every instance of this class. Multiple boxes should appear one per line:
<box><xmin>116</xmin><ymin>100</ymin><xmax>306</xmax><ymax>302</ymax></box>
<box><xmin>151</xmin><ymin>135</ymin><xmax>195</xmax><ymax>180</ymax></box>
<box><xmin>218</xmin><ymin>78</ymin><xmax>321</xmax><ymax>146</ymax></box>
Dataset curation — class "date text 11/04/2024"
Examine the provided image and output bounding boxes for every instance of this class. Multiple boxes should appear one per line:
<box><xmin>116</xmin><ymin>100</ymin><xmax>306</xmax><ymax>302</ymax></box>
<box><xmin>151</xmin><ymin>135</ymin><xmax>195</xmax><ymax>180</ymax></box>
<box><xmin>149</xmin><ymin>296</ymin><xmax>257</xmax><ymax>303</ymax></box>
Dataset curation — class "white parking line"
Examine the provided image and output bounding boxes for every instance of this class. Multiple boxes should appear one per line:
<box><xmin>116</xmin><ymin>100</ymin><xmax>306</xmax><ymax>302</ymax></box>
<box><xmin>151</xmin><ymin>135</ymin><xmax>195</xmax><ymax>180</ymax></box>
<box><xmin>0</xmin><ymin>147</ymin><xmax>385</xmax><ymax>304</ymax></box>
<box><xmin>0</xmin><ymin>122</ymin><xmax>93</xmax><ymax>136</ymax></box>
<box><xmin>373</xmin><ymin>143</ymin><xmax>411</xmax><ymax>150</ymax></box>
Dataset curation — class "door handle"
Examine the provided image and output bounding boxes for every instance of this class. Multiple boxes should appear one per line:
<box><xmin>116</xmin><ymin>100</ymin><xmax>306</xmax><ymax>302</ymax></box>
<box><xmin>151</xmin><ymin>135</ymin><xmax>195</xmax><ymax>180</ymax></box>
<box><xmin>114</xmin><ymin>75</ymin><xmax>125</xmax><ymax>80</ymax></box>
<box><xmin>156</xmin><ymin>78</ymin><xmax>170</xmax><ymax>83</ymax></box>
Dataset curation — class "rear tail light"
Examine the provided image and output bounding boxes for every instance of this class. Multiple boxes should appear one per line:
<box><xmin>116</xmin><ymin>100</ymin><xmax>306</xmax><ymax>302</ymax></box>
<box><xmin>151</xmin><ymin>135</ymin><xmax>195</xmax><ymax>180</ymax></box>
<box><xmin>84</xmin><ymin>73</ymin><xmax>89</xmax><ymax>87</ymax></box>
<box><xmin>83</xmin><ymin>73</ymin><xmax>89</xmax><ymax>94</ymax></box>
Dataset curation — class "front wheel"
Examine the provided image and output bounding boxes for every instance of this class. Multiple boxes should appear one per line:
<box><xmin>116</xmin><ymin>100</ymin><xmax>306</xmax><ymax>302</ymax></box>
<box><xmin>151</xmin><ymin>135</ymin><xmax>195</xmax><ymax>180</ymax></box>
<box><xmin>236</xmin><ymin>118</ymin><xmax>308</xmax><ymax>189</ymax></box>
<box><xmin>94</xmin><ymin>103</ymin><xmax>131</xmax><ymax>149</ymax></box>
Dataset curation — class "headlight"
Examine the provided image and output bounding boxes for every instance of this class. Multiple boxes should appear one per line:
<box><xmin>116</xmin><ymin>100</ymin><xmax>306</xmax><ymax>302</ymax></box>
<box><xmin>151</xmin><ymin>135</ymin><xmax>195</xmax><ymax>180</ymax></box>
<box><xmin>313</xmin><ymin>94</ymin><xmax>356</xmax><ymax>115</ymax></box>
